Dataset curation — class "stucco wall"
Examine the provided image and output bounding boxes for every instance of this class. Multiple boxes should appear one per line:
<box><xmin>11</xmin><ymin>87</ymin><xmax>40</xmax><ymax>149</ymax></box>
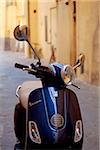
<box><xmin>57</xmin><ymin>1</ymin><xmax>71</xmax><ymax>64</ymax></box>
<box><xmin>0</xmin><ymin>1</ymin><xmax>6</xmax><ymax>50</ymax></box>
<box><xmin>37</xmin><ymin>0</ymin><xmax>56</xmax><ymax>62</ymax></box>
<box><xmin>37</xmin><ymin>1</ymin><xmax>74</xmax><ymax>64</ymax></box>
<box><xmin>76</xmin><ymin>1</ymin><xmax>100</xmax><ymax>85</ymax></box>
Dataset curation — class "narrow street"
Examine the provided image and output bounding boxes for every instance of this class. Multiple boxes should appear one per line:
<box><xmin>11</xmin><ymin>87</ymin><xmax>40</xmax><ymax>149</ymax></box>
<box><xmin>0</xmin><ymin>51</ymin><xmax>99</xmax><ymax>150</ymax></box>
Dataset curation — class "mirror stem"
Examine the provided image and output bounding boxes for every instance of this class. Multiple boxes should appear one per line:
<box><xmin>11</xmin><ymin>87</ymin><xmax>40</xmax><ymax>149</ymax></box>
<box><xmin>26</xmin><ymin>39</ymin><xmax>41</xmax><ymax>65</ymax></box>
<box><xmin>73</xmin><ymin>62</ymin><xmax>81</xmax><ymax>70</ymax></box>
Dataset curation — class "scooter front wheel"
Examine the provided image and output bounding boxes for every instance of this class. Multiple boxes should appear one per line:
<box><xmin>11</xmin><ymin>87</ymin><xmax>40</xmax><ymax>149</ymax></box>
<box><xmin>71</xmin><ymin>138</ymin><xmax>83</xmax><ymax>150</ymax></box>
<box><xmin>14</xmin><ymin>142</ymin><xmax>24</xmax><ymax>150</ymax></box>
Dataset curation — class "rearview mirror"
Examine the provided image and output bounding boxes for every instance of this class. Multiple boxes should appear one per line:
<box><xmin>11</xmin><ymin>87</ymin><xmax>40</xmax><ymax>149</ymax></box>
<box><xmin>78</xmin><ymin>53</ymin><xmax>85</xmax><ymax>65</ymax></box>
<box><xmin>73</xmin><ymin>53</ymin><xmax>85</xmax><ymax>70</ymax></box>
<box><xmin>13</xmin><ymin>25</ymin><xmax>28</xmax><ymax>41</ymax></box>
<box><xmin>13</xmin><ymin>25</ymin><xmax>41</xmax><ymax>64</ymax></box>
<box><xmin>61</xmin><ymin>65</ymin><xmax>75</xmax><ymax>85</ymax></box>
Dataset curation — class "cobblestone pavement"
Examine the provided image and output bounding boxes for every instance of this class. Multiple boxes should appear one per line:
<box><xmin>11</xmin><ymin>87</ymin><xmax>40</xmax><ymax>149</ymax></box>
<box><xmin>0</xmin><ymin>51</ymin><xmax>99</xmax><ymax>150</ymax></box>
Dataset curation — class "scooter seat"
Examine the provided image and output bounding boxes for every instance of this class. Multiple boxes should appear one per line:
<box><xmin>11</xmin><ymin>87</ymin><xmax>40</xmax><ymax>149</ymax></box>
<box><xmin>18</xmin><ymin>80</ymin><xmax>42</xmax><ymax>109</ymax></box>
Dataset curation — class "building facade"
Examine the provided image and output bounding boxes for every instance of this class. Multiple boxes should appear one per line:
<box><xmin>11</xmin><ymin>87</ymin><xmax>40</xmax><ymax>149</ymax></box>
<box><xmin>0</xmin><ymin>0</ymin><xmax>100</xmax><ymax>85</ymax></box>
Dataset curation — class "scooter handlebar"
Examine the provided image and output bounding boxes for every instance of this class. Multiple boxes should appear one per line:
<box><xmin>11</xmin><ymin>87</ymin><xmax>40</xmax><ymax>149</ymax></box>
<box><xmin>14</xmin><ymin>63</ymin><xmax>49</xmax><ymax>76</ymax></box>
<box><xmin>15</xmin><ymin>63</ymin><xmax>29</xmax><ymax>69</ymax></box>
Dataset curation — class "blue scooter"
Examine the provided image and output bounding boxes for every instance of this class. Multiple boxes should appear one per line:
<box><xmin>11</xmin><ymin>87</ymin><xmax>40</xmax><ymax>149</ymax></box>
<box><xmin>13</xmin><ymin>25</ymin><xmax>84</xmax><ymax>150</ymax></box>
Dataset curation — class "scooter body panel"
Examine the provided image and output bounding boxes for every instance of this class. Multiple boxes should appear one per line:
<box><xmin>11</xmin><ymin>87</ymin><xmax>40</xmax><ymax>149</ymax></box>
<box><xmin>27</xmin><ymin>87</ymin><xmax>83</xmax><ymax>148</ymax></box>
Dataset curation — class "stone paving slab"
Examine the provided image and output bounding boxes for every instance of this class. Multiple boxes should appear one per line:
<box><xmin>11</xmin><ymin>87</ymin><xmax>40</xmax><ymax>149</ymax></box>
<box><xmin>0</xmin><ymin>51</ymin><xmax>100</xmax><ymax>150</ymax></box>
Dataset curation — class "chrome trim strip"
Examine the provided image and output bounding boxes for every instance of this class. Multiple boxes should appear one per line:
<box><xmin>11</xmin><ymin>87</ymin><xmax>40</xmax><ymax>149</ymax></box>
<box><xmin>41</xmin><ymin>89</ymin><xmax>56</xmax><ymax>131</ymax></box>
<box><xmin>48</xmin><ymin>87</ymin><xmax>57</xmax><ymax>114</ymax></box>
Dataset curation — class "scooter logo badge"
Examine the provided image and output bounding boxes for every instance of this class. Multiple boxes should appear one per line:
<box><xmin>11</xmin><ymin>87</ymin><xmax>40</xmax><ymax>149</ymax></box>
<box><xmin>50</xmin><ymin>114</ymin><xmax>64</xmax><ymax>128</ymax></box>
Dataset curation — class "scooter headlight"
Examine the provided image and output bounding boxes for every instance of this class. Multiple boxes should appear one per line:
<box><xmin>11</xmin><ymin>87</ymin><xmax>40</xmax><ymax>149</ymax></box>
<box><xmin>74</xmin><ymin>120</ymin><xmax>83</xmax><ymax>143</ymax></box>
<box><xmin>61</xmin><ymin>65</ymin><xmax>75</xmax><ymax>85</ymax></box>
<box><xmin>29</xmin><ymin>121</ymin><xmax>41</xmax><ymax>144</ymax></box>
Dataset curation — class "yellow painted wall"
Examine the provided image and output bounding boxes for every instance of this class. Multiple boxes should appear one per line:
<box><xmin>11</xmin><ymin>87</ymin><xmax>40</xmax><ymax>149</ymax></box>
<box><xmin>0</xmin><ymin>0</ymin><xmax>29</xmax><ymax>53</ymax></box>
<box><xmin>0</xmin><ymin>1</ymin><xmax>6</xmax><ymax>50</ymax></box>
<box><xmin>36</xmin><ymin>0</ymin><xmax>100</xmax><ymax>85</ymax></box>
<box><xmin>37</xmin><ymin>0</ymin><xmax>57</xmax><ymax>62</ymax></box>
<box><xmin>17</xmin><ymin>0</ymin><xmax>29</xmax><ymax>57</ymax></box>
<box><xmin>37</xmin><ymin>1</ymin><xmax>74</xmax><ymax>64</ymax></box>
<box><xmin>76</xmin><ymin>1</ymin><xmax>100</xmax><ymax>85</ymax></box>
<box><xmin>28</xmin><ymin>0</ymin><xmax>39</xmax><ymax>57</ymax></box>
<box><xmin>57</xmin><ymin>1</ymin><xmax>74</xmax><ymax>64</ymax></box>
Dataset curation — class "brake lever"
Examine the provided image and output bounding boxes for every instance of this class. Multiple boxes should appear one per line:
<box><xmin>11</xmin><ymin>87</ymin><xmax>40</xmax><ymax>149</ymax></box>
<box><xmin>71</xmin><ymin>83</ymin><xmax>80</xmax><ymax>89</ymax></box>
<box><xmin>23</xmin><ymin>67</ymin><xmax>36</xmax><ymax>73</ymax></box>
<box><xmin>66</xmin><ymin>82</ymin><xmax>80</xmax><ymax>89</ymax></box>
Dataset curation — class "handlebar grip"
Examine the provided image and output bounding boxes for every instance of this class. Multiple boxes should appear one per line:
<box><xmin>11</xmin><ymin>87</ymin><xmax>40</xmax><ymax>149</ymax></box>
<box><xmin>15</xmin><ymin>63</ymin><xmax>29</xmax><ymax>69</ymax></box>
